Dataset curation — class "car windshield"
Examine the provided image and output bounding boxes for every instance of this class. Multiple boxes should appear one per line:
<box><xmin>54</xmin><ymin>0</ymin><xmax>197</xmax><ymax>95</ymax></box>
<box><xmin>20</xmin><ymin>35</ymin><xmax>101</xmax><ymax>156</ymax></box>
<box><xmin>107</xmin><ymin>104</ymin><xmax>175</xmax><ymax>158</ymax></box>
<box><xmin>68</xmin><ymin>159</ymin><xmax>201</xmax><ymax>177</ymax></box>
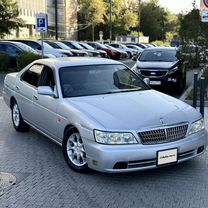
<box><xmin>60</xmin><ymin>64</ymin><xmax>149</xmax><ymax>98</ymax></box>
<box><xmin>56</xmin><ymin>42</ymin><xmax>71</xmax><ymax>50</ymax></box>
<box><xmin>80</xmin><ymin>42</ymin><xmax>94</xmax><ymax>50</ymax></box>
<box><xmin>71</xmin><ymin>42</ymin><xmax>84</xmax><ymax>50</ymax></box>
<box><xmin>17</xmin><ymin>43</ymin><xmax>38</xmax><ymax>54</ymax></box>
<box><xmin>139</xmin><ymin>49</ymin><xmax>177</xmax><ymax>62</ymax></box>
<box><xmin>97</xmin><ymin>42</ymin><xmax>108</xmax><ymax>49</ymax></box>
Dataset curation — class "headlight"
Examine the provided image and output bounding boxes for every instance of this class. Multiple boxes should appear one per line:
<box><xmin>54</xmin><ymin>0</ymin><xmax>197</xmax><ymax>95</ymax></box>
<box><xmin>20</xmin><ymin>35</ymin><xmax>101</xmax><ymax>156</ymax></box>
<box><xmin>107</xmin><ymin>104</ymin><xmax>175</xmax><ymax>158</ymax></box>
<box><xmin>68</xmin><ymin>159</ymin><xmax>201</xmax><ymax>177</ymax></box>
<box><xmin>94</xmin><ymin>130</ymin><xmax>138</xmax><ymax>145</ymax></box>
<box><xmin>168</xmin><ymin>66</ymin><xmax>179</xmax><ymax>75</ymax></box>
<box><xmin>189</xmin><ymin>118</ymin><xmax>205</xmax><ymax>135</ymax></box>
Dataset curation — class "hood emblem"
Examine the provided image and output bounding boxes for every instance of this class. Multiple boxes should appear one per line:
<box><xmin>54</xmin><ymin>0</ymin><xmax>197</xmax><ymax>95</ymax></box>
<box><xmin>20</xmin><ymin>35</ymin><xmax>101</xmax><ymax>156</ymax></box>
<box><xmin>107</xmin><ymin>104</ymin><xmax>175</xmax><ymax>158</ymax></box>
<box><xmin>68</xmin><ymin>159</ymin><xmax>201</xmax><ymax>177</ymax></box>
<box><xmin>160</xmin><ymin>118</ymin><xmax>164</xmax><ymax>125</ymax></box>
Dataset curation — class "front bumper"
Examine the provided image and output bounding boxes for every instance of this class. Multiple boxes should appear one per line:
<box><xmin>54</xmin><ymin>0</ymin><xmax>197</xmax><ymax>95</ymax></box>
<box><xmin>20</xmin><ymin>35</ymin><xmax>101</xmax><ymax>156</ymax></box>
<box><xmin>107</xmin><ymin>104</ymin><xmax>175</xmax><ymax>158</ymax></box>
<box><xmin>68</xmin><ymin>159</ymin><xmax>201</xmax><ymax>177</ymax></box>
<box><xmin>84</xmin><ymin>130</ymin><xmax>208</xmax><ymax>173</ymax></box>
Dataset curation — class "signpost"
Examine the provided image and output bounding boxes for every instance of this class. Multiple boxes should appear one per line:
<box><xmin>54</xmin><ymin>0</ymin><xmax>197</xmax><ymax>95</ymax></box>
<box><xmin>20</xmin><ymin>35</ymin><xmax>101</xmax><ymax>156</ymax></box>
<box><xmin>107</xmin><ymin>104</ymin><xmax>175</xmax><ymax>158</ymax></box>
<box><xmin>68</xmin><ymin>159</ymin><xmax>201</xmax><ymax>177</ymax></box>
<box><xmin>36</xmin><ymin>13</ymin><xmax>48</xmax><ymax>58</ymax></box>
<box><xmin>201</xmin><ymin>0</ymin><xmax>208</xmax><ymax>22</ymax></box>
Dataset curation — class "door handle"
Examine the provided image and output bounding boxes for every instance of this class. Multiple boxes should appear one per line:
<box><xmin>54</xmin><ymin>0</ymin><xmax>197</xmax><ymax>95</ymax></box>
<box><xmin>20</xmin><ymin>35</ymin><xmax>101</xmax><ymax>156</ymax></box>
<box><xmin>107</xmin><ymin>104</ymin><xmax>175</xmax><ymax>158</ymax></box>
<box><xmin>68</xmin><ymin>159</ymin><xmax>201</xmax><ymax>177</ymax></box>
<box><xmin>33</xmin><ymin>95</ymin><xmax>38</xmax><ymax>100</ymax></box>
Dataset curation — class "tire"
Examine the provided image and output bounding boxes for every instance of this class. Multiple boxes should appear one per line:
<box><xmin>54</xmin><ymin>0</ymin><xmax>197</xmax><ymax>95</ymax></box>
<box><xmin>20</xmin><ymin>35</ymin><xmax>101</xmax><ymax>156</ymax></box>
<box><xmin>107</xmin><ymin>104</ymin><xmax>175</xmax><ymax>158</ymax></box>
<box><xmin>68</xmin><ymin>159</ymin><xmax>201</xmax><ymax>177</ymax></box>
<box><xmin>11</xmin><ymin>101</ymin><xmax>30</xmax><ymax>132</ymax></box>
<box><xmin>62</xmin><ymin>128</ymin><xmax>88</xmax><ymax>173</ymax></box>
<box><xmin>127</xmin><ymin>52</ymin><xmax>132</xmax><ymax>59</ymax></box>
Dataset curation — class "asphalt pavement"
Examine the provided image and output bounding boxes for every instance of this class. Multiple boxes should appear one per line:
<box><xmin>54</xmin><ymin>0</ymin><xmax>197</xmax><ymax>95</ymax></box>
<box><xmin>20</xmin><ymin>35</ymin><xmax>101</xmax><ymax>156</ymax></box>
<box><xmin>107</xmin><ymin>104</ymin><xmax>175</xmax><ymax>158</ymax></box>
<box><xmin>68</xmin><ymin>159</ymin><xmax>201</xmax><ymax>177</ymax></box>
<box><xmin>0</xmin><ymin>98</ymin><xmax>208</xmax><ymax>208</ymax></box>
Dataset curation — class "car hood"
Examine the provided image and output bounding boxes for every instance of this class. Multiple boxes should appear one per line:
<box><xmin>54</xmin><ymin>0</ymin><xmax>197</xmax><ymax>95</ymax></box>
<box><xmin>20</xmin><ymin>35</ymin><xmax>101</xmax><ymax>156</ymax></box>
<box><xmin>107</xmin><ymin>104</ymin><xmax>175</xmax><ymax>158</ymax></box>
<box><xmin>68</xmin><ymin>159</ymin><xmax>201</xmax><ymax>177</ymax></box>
<box><xmin>137</xmin><ymin>61</ymin><xmax>178</xmax><ymax>69</ymax></box>
<box><xmin>67</xmin><ymin>90</ymin><xmax>200</xmax><ymax>131</ymax></box>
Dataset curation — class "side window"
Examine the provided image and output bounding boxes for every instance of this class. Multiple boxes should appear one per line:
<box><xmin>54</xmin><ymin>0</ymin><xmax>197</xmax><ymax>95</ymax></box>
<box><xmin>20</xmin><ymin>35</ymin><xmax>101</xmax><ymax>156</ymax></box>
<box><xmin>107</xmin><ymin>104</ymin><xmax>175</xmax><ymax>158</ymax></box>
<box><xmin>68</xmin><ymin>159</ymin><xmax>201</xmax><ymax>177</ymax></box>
<box><xmin>38</xmin><ymin>66</ymin><xmax>55</xmax><ymax>90</ymax></box>
<box><xmin>5</xmin><ymin>45</ymin><xmax>20</xmax><ymax>56</ymax></box>
<box><xmin>0</xmin><ymin>44</ymin><xmax>6</xmax><ymax>53</ymax></box>
<box><xmin>27</xmin><ymin>42</ymin><xmax>41</xmax><ymax>50</ymax></box>
<box><xmin>21</xmin><ymin>64</ymin><xmax>43</xmax><ymax>87</ymax></box>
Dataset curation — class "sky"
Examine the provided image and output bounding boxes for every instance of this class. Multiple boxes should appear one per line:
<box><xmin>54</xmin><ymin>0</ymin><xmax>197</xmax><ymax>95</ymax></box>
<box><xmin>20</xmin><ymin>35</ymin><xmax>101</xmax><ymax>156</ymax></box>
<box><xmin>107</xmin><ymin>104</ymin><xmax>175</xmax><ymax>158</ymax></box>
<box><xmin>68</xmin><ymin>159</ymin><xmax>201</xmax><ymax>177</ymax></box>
<box><xmin>158</xmin><ymin>0</ymin><xmax>200</xmax><ymax>14</ymax></box>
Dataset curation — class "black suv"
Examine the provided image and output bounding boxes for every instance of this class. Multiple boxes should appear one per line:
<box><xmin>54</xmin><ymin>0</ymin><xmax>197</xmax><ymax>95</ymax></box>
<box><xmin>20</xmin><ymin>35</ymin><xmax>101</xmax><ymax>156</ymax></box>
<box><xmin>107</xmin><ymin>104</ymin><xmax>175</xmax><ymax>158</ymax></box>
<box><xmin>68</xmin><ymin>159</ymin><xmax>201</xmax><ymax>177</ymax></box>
<box><xmin>134</xmin><ymin>47</ymin><xmax>186</xmax><ymax>92</ymax></box>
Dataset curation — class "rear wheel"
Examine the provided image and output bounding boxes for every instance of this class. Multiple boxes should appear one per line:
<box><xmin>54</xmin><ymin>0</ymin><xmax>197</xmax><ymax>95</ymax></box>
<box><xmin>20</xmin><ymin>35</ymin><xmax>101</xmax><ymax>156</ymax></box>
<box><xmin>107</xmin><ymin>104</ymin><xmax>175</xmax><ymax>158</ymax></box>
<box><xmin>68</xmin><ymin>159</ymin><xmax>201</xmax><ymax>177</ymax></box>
<box><xmin>62</xmin><ymin>128</ymin><xmax>88</xmax><ymax>172</ymax></box>
<box><xmin>11</xmin><ymin>102</ymin><xmax>29</xmax><ymax>132</ymax></box>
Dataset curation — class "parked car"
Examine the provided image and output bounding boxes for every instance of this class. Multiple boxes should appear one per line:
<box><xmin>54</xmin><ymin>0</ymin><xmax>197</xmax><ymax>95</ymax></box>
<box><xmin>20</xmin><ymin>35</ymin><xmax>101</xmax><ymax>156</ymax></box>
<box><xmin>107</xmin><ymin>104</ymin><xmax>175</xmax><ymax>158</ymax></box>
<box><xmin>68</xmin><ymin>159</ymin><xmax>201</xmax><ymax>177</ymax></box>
<box><xmin>107</xmin><ymin>43</ymin><xmax>137</xmax><ymax>58</ymax></box>
<box><xmin>87</xmin><ymin>42</ymin><xmax>122</xmax><ymax>60</ymax></box>
<box><xmin>3</xmin><ymin>57</ymin><xmax>207</xmax><ymax>173</ymax></box>
<box><xmin>133</xmin><ymin>47</ymin><xmax>186</xmax><ymax>92</ymax></box>
<box><xmin>11</xmin><ymin>40</ymin><xmax>73</xmax><ymax>58</ymax></box>
<box><xmin>126</xmin><ymin>44</ymin><xmax>144</xmax><ymax>53</ymax></box>
<box><xmin>125</xmin><ymin>43</ymin><xmax>147</xmax><ymax>49</ymax></box>
<box><xmin>78</xmin><ymin>42</ymin><xmax>108</xmax><ymax>58</ymax></box>
<box><xmin>45</xmin><ymin>41</ymin><xmax>88</xmax><ymax>57</ymax></box>
<box><xmin>105</xmin><ymin>44</ymin><xmax>128</xmax><ymax>59</ymax></box>
<box><xmin>60</xmin><ymin>41</ymin><xmax>100</xmax><ymax>57</ymax></box>
<box><xmin>0</xmin><ymin>41</ymin><xmax>40</xmax><ymax>68</ymax></box>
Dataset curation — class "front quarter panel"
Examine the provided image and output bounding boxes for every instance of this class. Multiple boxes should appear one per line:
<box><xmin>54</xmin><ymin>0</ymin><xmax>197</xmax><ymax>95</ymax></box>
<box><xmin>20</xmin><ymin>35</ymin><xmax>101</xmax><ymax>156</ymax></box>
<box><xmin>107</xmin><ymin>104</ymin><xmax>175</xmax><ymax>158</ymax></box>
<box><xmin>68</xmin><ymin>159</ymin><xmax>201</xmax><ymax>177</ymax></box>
<box><xmin>3</xmin><ymin>72</ymin><xmax>19</xmax><ymax>107</ymax></box>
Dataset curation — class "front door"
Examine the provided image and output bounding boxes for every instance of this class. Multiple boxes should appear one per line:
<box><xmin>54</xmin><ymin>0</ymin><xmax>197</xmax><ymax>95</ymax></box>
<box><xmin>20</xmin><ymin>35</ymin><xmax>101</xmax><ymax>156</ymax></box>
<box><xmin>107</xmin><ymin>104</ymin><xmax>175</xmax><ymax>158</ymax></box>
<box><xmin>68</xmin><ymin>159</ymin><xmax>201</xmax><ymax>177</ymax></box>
<box><xmin>32</xmin><ymin>65</ymin><xmax>59</xmax><ymax>139</ymax></box>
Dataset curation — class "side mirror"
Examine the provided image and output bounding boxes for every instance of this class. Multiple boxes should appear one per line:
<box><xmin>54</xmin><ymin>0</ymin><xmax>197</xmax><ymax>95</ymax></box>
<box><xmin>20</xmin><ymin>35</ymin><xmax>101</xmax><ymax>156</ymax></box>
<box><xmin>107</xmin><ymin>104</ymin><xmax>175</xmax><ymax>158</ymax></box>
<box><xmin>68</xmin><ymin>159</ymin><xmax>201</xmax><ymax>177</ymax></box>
<box><xmin>38</xmin><ymin>86</ymin><xmax>54</xmax><ymax>96</ymax></box>
<box><xmin>143</xmin><ymin>78</ymin><xmax>150</xmax><ymax>86</ymax></box>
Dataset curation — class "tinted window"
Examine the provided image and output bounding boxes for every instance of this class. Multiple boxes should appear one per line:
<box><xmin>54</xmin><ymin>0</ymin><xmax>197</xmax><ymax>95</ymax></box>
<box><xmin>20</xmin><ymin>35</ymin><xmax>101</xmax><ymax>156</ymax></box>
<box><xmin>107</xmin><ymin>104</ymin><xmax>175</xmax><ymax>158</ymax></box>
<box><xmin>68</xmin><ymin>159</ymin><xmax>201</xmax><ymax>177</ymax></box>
<box><xmin>21</xmin><ymin>64</ymin><xmax>43</xmax><ymax>87</ymax></box>
<box><xmin>0</xmin><ymin>44</ymin><xmax>6</xmax><ymax>52</ymax></box>
<box><xmin>26</xmin><ymin>41</ymin><xmax>41</xmax><ymax>50</ymax></box>
<box><xmin>139</xmin><ymin>50</ymin><xmax>177</xmax><ymax>62</ymax></box>
<box><xmin>39</xmin><ymin>66</ymin><xmax>55</xmax><ymax>90</ymax></box>
<box><xmin>59</xmin><ymin>65</ymin><xmax>149</xmax><ymax>98</ymax></box>
<box><xmin>5</xmin><ymin>45</ymin><xmax>20</xmax><ymax>56</ymax></box>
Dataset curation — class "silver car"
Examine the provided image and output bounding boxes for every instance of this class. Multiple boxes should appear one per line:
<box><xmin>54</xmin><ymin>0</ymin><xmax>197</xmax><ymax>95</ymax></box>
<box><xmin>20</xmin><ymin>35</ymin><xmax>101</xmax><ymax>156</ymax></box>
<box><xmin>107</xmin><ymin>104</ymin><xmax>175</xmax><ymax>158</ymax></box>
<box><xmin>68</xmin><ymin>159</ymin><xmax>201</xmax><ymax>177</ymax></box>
<box><xmin>3</xmin><ymin>57</ymin><xmax>208</xmax><ymax>173</ymax></box>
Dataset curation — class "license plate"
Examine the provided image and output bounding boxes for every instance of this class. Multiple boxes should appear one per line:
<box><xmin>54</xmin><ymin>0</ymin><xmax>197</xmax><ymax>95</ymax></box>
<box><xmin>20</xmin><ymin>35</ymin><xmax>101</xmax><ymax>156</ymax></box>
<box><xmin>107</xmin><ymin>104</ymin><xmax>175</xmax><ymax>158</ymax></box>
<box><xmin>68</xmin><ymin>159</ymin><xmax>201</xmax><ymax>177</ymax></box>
<box><xmin>150</xmin><ymin>81</ymin><xmax>161</xmax><ymax>85</ymax></box>
<box><xmin>157</xmin><ymin>149</ymin><xmax>178</xmax><ymax>166</ymax></box>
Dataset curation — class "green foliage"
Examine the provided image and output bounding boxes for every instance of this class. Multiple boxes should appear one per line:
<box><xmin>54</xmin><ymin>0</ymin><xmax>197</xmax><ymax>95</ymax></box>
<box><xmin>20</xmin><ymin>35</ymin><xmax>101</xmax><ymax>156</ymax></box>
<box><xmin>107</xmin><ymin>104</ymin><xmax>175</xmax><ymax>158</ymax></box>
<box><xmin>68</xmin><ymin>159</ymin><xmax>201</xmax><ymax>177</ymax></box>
<box><xmin>17</xmin><ymin>52</ymin><xmax>41</xmax><ymax>71</ymax></box>
<box><xmin>140</xmin><ymin>0</ymin><xmax>167</xmax><ymax>41</ymax></box>
<box><xmin>151</xmin><ymin>40</ymin><xmax>170</xmax><ymax>47</ymax></box>
<box><xmin>0</xmin><ymin>53</ymin><xmax>9</xmax><ymax>72</ymax></box>
<box><xmin>0</xmin><ymin>0</ymin><xmax>24</xmax><ymax>38</ymax></box>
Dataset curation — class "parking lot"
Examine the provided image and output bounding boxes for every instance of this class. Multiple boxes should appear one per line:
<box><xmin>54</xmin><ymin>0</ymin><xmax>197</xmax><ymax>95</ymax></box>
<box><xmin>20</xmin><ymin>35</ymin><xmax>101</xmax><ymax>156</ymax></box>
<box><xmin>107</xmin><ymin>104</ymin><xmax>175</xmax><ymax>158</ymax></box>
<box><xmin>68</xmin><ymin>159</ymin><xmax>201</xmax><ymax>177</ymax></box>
<box><xmin>0</xmin><ymin>97</ymin><xmax>208</xmax><ymax>208</ymax></box>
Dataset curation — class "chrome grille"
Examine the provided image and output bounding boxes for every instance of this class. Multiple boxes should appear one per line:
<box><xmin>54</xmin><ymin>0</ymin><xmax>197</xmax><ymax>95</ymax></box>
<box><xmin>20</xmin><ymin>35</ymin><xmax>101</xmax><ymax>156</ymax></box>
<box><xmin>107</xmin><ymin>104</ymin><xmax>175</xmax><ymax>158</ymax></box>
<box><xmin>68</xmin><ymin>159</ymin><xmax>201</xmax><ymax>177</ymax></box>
<box><xmin>140</xmin><ymin>70</ymin><xmax>168</xmax><ymax>77</ymax></box>
<box><xmin>138</xmin><ymin>124</ymin><xmax>188</xmax><ymax>145</ymax></box>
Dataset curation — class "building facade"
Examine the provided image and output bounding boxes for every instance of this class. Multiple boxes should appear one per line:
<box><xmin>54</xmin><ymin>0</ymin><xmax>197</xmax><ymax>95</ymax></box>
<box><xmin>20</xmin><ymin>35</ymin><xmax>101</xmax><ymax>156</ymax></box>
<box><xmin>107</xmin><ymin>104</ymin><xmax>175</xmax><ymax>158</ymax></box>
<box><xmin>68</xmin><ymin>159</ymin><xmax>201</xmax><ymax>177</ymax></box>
<box><xmin>47</xmin><ymin>0</ymin><xmax>77</xmax><ymax>40</ymax></box>
<box><xmin>7</xmin><ymin>0</ymin><xmax>77</xmax><ymax>40</ymax></box>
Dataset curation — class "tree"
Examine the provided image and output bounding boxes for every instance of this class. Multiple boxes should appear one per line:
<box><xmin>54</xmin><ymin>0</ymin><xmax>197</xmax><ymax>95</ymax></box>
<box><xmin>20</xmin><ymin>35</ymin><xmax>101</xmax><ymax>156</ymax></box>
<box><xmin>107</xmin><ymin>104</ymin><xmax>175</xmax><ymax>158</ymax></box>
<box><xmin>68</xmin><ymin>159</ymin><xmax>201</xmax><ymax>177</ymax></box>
<box><xmin>140</xmin><ymin>0</ymin><xmax>168</xmax><ymax>41</ymax></box>
<box><xmin>0</xmin><ymin>0</ymin><xmax>24</xmax><ymax>38</ymax></box>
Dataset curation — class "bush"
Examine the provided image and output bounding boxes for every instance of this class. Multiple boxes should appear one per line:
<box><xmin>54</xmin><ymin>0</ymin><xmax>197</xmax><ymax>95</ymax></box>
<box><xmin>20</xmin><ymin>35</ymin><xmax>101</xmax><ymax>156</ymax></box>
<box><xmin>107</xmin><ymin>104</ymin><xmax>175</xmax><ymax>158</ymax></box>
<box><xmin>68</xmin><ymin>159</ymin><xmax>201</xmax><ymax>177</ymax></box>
<box><xmin>0</xmin><ymin>53</ymin><xmax>9</xmax><ymax>72</ymax></box>
<box><xmin>17</xmin><ymin>52</ymin><xmax>41</xmax><ymax>71</ymax></box>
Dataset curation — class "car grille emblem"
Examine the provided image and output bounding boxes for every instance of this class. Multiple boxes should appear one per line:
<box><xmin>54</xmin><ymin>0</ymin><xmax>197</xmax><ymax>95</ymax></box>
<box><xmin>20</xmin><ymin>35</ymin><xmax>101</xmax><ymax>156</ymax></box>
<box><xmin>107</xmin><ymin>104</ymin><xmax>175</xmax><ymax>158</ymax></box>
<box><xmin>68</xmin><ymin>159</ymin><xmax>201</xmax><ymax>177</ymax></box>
<box><xmin>160</xmin><ymin>118</ymin><xmax>164</xmax><ymax>125</ymax></box>
<box><xmin>150</xmin><ymin>72</ymin><xmax>156</xmax><ymax>75</ymax></box>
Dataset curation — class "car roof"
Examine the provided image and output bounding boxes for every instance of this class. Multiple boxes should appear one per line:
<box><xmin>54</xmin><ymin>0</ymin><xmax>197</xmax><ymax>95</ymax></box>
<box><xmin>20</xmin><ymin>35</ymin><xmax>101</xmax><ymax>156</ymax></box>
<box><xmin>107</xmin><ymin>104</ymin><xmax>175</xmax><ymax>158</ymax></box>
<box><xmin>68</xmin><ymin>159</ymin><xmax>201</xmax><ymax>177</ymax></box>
<box><xmin>34</xmin><ymin>57</ymin><xmax>123</xmax><ymax>69</ymax></box>
<box><xmin>144</xmin><ymin>47</ymin><xmax>176</xmax><ymax>51</ymax></box>
<box><xmin>0</xmin><ymin>40</ymin><xmax>23</xmax><ymax>45</ymax></box>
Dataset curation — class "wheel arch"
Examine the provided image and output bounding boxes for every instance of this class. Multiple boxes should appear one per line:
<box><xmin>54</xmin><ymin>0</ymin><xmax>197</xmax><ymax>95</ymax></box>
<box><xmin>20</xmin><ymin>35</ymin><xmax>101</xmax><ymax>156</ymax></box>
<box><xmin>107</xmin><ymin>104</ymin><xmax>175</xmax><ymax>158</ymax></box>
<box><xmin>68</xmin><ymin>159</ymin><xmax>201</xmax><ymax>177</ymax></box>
<box><xmin>10</xmin><ymin>96</ymin><xmax>16</xmax><ymax>109</ymax></box>
<box><xmin>64</xmin><ymin>124</ymin><xmax>78</xmax><ymax>138</ymax></box>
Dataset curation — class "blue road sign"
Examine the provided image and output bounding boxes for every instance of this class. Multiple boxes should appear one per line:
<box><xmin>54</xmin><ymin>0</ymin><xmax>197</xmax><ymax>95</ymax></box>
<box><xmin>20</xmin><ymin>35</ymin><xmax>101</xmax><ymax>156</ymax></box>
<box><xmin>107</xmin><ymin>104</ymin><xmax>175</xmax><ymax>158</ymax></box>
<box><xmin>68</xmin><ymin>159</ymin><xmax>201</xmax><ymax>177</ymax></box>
<box><xmin>36</xmin><ymin>13</ymin><xmax>47</xmax><ymax>32</ymax></box>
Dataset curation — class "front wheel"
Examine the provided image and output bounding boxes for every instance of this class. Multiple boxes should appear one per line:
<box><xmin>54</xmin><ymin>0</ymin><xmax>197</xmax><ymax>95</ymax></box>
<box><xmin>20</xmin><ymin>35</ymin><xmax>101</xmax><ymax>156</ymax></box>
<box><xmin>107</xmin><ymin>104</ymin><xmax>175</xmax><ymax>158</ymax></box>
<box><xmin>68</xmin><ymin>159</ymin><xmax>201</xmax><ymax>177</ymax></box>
<box><xmin>11</xmin><ymin>102</ymin><xmax>29</xmax><ymax>132</ymax></box>
<box><xmin>62</xmin><ymin>129</ymin><xmax>88</xmax><ymax>172</ymax></box>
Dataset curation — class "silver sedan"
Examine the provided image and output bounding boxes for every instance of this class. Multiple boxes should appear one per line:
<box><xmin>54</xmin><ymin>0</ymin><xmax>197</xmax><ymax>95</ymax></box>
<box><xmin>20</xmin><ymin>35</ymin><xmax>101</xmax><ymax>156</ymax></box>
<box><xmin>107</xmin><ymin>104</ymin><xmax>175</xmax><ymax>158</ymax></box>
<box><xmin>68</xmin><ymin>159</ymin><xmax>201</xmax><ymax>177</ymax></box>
<box><xmin>3</xmin><ymin>57</ymin><xmax>208</xmax><ymax>173</ymax></box>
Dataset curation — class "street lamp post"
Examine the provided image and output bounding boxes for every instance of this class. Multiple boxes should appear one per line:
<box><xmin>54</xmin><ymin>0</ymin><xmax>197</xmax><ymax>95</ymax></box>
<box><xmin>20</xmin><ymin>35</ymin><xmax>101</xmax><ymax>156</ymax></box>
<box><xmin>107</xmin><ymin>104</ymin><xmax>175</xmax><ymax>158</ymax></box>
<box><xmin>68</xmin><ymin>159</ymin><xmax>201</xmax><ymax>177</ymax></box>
<box><xmin>138</xmin><ymin>0</ymin><xmax>141</xmax><ymax>43</ymax></box>
<box><xmin>55</xmin><ymin>0</ymin><xmax>58</xmax><ymax>40</ymax></box>
<box><xmin>109</xmin><ymin>0</ymin><xmax>112</xmax><ymax>43</ymax></box>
